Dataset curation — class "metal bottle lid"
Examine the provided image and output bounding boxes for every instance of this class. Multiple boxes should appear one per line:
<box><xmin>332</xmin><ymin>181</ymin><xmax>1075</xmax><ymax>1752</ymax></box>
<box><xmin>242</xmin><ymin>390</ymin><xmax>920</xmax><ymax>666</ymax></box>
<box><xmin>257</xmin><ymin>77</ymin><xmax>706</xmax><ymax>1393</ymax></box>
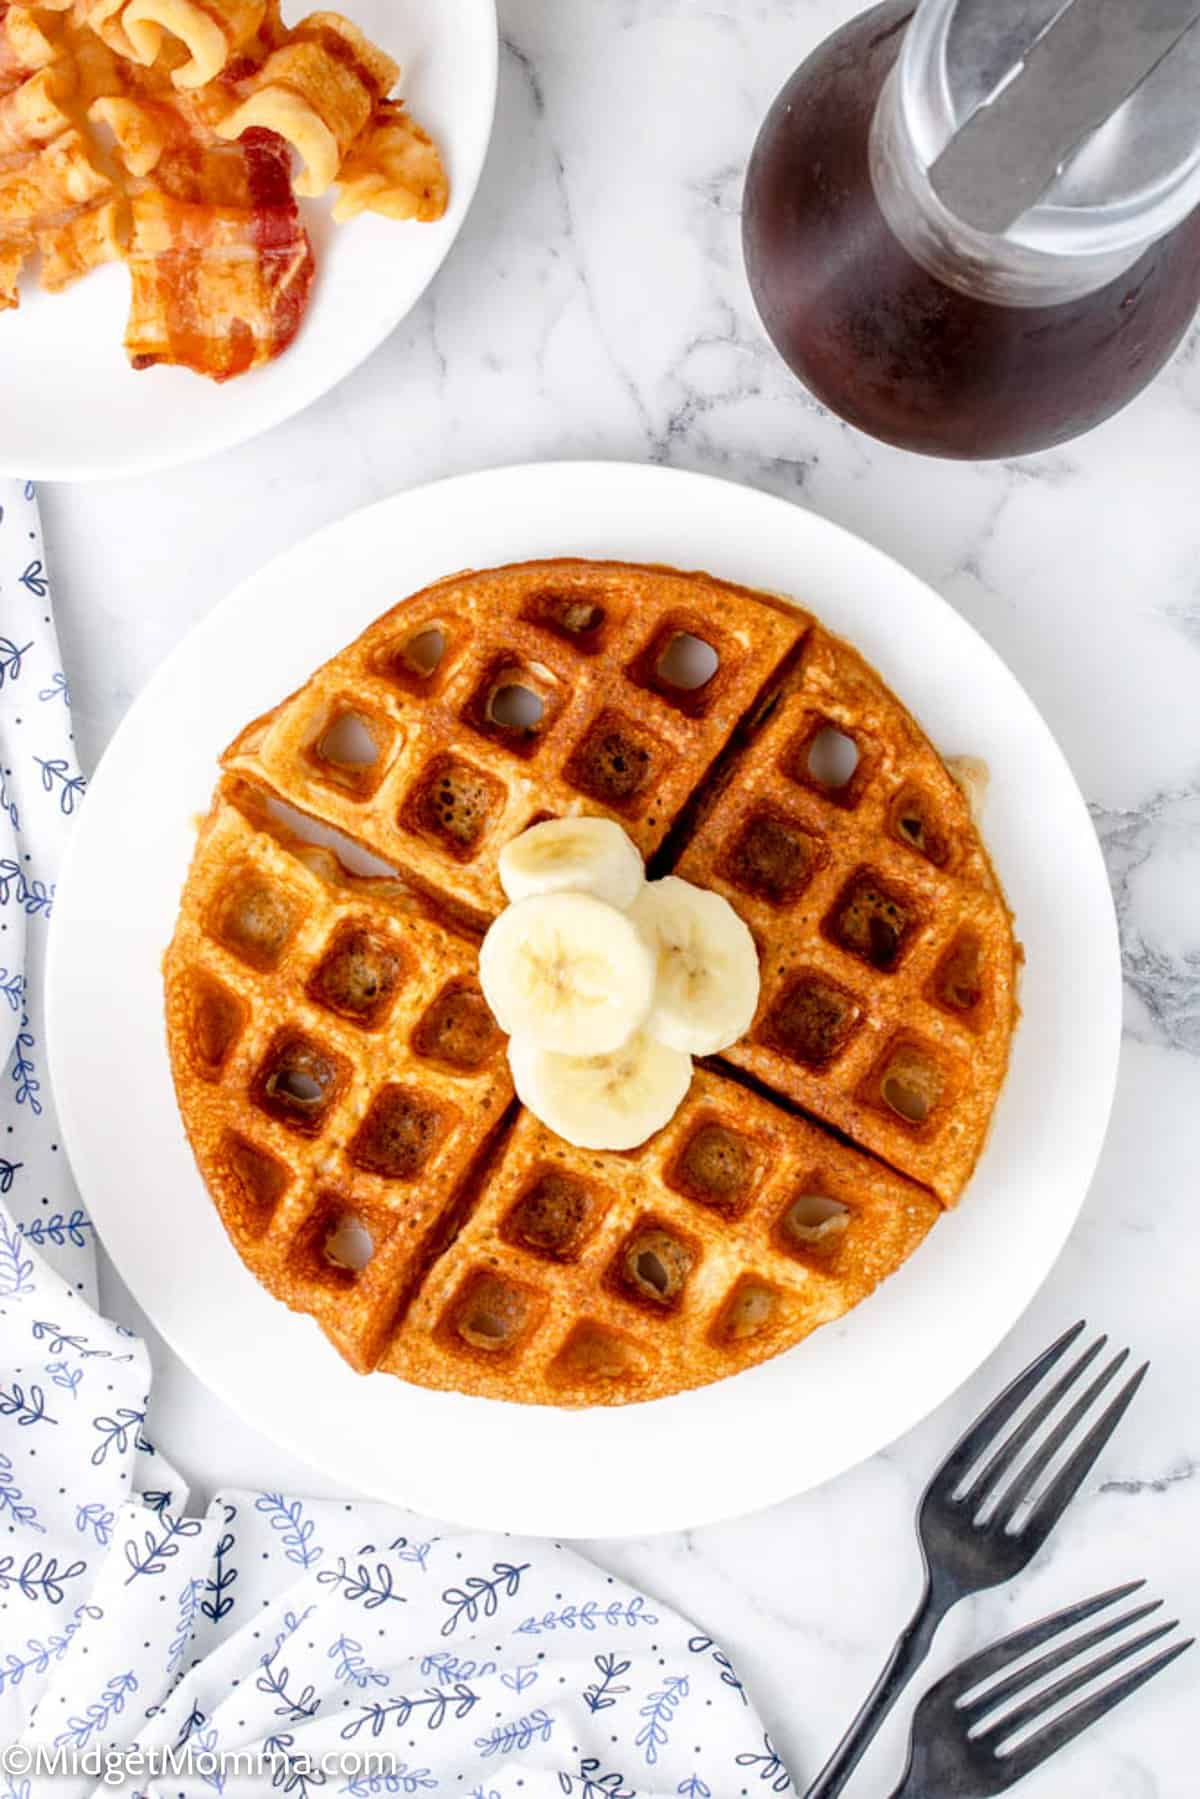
<box><xmin>902</xmin><ymin>0</ymin><xmax>1200</xmax><ymax>255</ymax></box>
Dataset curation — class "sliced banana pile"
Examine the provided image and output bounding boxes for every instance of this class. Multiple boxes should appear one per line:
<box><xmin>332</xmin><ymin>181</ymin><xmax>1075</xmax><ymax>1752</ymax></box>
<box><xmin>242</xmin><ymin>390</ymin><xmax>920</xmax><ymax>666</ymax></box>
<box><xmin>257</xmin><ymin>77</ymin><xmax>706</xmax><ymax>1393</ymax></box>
<box><xmin>481</xmin><ymin>817</ymin><xmax>761</xmax><ymax>1150</ymax></box>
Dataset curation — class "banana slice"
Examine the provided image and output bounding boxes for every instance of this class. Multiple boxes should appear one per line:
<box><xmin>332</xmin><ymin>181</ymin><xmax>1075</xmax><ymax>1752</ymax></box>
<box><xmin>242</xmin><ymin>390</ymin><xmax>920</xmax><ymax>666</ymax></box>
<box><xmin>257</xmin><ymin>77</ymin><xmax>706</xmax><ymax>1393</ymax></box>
<box><xmin>499</xmin><ymin>816</ymin><xmax>644</xmax><ymax>910</ymax></box>
<box><xmin>479</xmin><ymin>891</ymin><xmax>654</xmax><ymax>1055</ymax></box>
<box><xmin>509</xmin><ymin>1031</ymin><xmax>693</xmax><ymax>1151</ymax></box>
<box><xmin>630</xmin><ymin>876</ymin><xmax>760</xmax><ymax>1056</ymax></box>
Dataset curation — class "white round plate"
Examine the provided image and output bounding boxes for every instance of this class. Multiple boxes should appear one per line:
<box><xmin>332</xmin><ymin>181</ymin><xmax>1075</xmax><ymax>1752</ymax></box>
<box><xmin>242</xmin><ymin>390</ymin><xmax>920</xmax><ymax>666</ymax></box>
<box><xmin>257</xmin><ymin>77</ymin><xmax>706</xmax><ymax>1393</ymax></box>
<box><xmin>47</xmin><ymin>463</ymin><xmax>1121</xmax><ymax>1538</ymax></box>
<box><xmin>0</xmin><ymin>0</ymin><xmax>496</xmax><ymax>482</ymax></box>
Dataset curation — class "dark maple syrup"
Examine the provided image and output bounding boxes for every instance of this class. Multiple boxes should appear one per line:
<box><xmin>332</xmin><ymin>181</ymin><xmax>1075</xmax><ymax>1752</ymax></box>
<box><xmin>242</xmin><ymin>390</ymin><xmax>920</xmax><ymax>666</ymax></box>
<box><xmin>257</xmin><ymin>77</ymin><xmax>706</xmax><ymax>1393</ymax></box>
<box><xmin>743</xmin><ymin>1</ymin><xmax>1200</xmax><ymax>458</ymax></box>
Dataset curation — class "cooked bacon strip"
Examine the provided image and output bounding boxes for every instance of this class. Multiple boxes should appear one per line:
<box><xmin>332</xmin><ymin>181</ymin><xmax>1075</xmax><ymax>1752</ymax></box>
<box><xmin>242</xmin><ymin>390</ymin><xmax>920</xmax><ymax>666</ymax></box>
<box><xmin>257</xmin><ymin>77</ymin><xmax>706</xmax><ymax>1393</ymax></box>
<box><xmin>121</xmin><ymin>0</ymin><xmax>265</xmax><ymax>89</ymax></box>
<box><xmin>0</xmin><ymin>7</ymin><xmax>61</xmax><ymax>97</ymax></box>
<box><xmin>0</xmin><ymin>11</ymin><xmax>71</xmax><ymax>304</ymax></box>
<box><xmin>215</xmin><ymin>10</ymin><xmax>396</xmax><ymax>196</ymax></box>
<box><xmin>124</xmin><ymin>126</ymin><xmax>313</xmax><ymax>379</ymax></box>
<box><xmin>0</xmin><ymin>127</ymin><xmax>112</xmax><ymax>227</ymax></box>
<box><xmin>39</xmin><ymin>189</ymin><xmax>122</xmax><ymax>285</ymax></box>
<box><xmin>290</xmin><ymin>10</ymin><xmax>396</xmax><ymax>92</ymax></box>
<box><xmin>0</xmin><ymin>122</ymin><xmax>117</xmax><ymax>300</ymax></box>
<box><xmin>333</xmin><ymin>99</ymin><xmax>446</xmax><ymax>223</ymax></box>
<box><xmin>67</xmin><ymin>25</ymin><xmax>129</xmax><ymax>105</ymax></box>
<box><xmin>0</xmin><ymin>0</ymin><xmax>441</xmax><ymax>364</ymax></box>
<box><xmin>0</xmin><ymin>66</ymin><xmax>71</xmax><ymax>151</ymax></box>
<box><xmin>70</xmin><ymin>0</ymin><xmax>138</xmax><ymax>61</ymax></box>
<box><xmin>89</xmin><ymin>91</ymin><xmax>176</xmax><ymax>174</ymax></box>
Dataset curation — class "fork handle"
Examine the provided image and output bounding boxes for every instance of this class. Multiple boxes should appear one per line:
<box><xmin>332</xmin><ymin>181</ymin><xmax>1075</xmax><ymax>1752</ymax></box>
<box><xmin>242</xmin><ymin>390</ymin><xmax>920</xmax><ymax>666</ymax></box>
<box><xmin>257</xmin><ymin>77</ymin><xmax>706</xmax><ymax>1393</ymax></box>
<box><xmin>803</xmin><ymin>1578</ymin><xmax>952</xmax><ymax>1799</ymax></box>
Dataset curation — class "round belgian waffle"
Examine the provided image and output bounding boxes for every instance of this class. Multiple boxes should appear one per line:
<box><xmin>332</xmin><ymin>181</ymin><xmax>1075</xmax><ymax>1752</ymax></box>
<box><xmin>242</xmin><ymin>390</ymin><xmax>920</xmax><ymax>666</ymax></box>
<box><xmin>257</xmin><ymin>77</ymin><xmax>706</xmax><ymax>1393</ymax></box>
<box><xmin>164</xmin><ymin>558</ymin><xmax>1018</xmax><ymax>1406</ymax></box>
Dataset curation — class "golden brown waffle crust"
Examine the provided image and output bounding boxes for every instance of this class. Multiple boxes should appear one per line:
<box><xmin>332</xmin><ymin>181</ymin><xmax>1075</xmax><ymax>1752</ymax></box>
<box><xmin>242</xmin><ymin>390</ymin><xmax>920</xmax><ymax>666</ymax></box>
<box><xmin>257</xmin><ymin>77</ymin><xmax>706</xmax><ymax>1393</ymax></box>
<box><xmin>221</xmin><ymin>558</ymin><xmax>811</xmax><ymax>930</ymax></box>
<box><xmin>166</xmin><ymin>557</ymin><xmax>1019</xmax><ymax>1406</ymax></box>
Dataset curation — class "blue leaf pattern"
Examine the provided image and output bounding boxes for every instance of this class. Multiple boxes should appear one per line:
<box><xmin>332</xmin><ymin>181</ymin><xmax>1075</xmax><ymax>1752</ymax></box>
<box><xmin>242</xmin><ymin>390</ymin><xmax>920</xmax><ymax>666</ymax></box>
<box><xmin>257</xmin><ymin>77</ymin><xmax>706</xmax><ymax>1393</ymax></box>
<box><xmin>75</xmin><ymin>1501</ymin><xmax>115</xmax><ymax>1545</ymax></box>
<box><xmin>19</xmin><ymin>558</ymin><xmax>48</xmax><ymax>597</ymax></box>
<box><xmin>735</xmin><ymin>1733</ymin><xmax>795</xmax><ymax>1793</ymax></box>
<box><xmin>317</xmin><ymin>1552</ymin><xmax>406</xmax><ymax>1610</ymax></box>
<box><xmin>419</xmin><ymin>1651</ymin><xmax>497</xmax><ymax>1687</ymax></box>
<box><xmin>202</xmin><ymin>1506</ymin><xmax>239</xmax><ymax>1621</ymax></box>
<box><xmin>9</xmin><ymin>1013</ymin><xmax>41</xmax><ymax>1112</ymax></box>
<box><xmin>167</xmin><ymin>1577</ymin><xmax>205</xmax><ymax>1676</ymax></box>
<box><xmin>257</xmin><ymin>1606</ymin><xmax>321</xmax><ymax>1721</ymax></box>
<box><xmin>636</xmin><ymin>1674</ymin><xmax>689</xmax><ymax>1765</ymax></box>
<box><xmin>53</xmin><ymin>1670</ymin><xmax>138</xmax><ymax>1746</ymax></box>
<box><xmin>556</xmin><ymin>1760</ymin><xmax>636</xmax><ymax>1797</ymax></box>
<box><xmin>33</xmin><ymin>756</ymin><xmax>86</xmax><ymax>815</ymax></box>
<box><xmin>340</xmin><ymin>1687</ymin><xmax>480</xmax><ymax>1740</ymax></box>
<box><xmin>0</xmin><ymin>1212</ymin><xmax>35</xmax><ymax>1298</ymax></box>
<box><xmin>0</xmin><ymin>1605</ymin><xmax>101</xmax><ymax>1696</ymax></box>
<box><xmin>440</xmin><ymin>1561</ymin><xmax>530</xmax><ymax>1637</ymax></box>
<box><xmin>123</xmin><ymin>1511</ymin><xmax>203</xmax><ymax>1582</ymax></box>
<box><xmin>44</xmin><ymin>1358</ymin><xmax>84</xmax><ymax>1397</ymax></box>
<box><xmin>32</xmin><ymin>1318</ymin><xmax>134</xmax><ymax>1360</ymax></box>
<box><xmin>0</xmin><ymin>637</ymin><xmax>32</xmax><ymax>688</ymax></box>
<box><xmin>90</xmin><ymin>1406</ymin><xmax>149</xmax><ymax>1466</ymax></box>
<box><xmin>263</xmin><ymin>1733</ymin><xmax>328</xmax><ymax>1799</ymax></box>
<box><xmin>387</xmin><ymin>1533</ymin><xmax>432</xmax><ymax>1571</ymax></box>
<box><xmin>0</xmin><ymin>861</ymin><xmax>53</xmax><ymax>916</ymax></box>
<box><xmin>0</xmin><ymin>1450</ymin><xmax>45</xmax><ymax>1534</ymax></box>
<box><xmin>192</xmin><ymin>1725</ymin><xmax>228</xmax><ymax>1795</ymax></box>
<box><xmin>1</xmin><ymin>481</ymin><xmax>93</xmax><ymax>1299</ymax></box>
<box><xmin>255</xmin><ymin>1492</ymin><xmax>323</xmax><ymax>1567</ymax></box>
<box><xmin>688</xmin><ymin>1633</ymin><xmax>748</xmax><ymax>1705</ymax></box>
<box><xmin>0</xmin><ymin>1550</ymin><xmax>87</xmax><ymax>1603</ymax></box>
<box><xmin>517</xmin><ymin>1596</ymin><xmax>658</xmax><ymax>1636</ymax></box>
<box><xmin>583</xmin><ymin>1651</ymin><xmax>631</xmax><ymax>1713</ymax></box>
<box><xmin>329</xmin><ymin>1633</ymin><xmax>390</xmax><ymax>1690</ymax></box>
<box><xmin>0</xmin><ymin>1379</ymin><xmax>57</xmax><ymax>1425</ymax></box>
<box><xmin>474</xmin><ymin>1705</ymin><xmax>553</xmax><ymax>1757</ymax></box>
<box><xmin>19</xmin><ymin>1208</ymin><xmax>93</xmax><ymax>1248</ymax></box>
<box><xmin>342</xmin><ymin>1772</ymin><xmax>436</xmax><ymax>1795</ymax></box>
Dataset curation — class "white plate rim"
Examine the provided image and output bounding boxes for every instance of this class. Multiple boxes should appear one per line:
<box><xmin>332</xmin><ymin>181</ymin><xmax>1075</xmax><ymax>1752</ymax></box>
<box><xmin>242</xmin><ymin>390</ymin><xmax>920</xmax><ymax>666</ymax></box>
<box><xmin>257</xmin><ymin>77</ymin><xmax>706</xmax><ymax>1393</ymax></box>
<box><xmin>0</xmin><ymin>0</ymin><xmax>498</xmax><ymax>484</ymax></box>
<box><xmin>46</xmin><ymin>460</ymin><xmax>1122</xmax><ymax>1538</ymax></box>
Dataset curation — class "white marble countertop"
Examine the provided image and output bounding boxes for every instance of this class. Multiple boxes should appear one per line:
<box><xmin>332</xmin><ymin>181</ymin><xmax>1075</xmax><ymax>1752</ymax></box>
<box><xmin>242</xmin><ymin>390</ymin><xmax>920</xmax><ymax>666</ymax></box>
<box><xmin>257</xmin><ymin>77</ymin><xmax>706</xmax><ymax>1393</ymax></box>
<box><xmin>36</xmin><ymin>0</ymin><xmax>1197</xmax><ymax>1792</ymax></box>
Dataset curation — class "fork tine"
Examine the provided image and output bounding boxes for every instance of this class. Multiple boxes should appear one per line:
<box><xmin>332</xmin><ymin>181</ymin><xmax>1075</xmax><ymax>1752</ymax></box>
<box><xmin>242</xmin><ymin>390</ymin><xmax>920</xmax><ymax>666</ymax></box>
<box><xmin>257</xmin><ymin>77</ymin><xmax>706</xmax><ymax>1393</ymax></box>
<box><xmin>959</xmin><ymin>1334</ymin><xmax>1109</xmax><ymax>1511</ymax></box>
<box><xmin>985</xmin><ymin>1347</ymin><xmax>1128</xmax><ymax>1531</ymax></box>
<box><xmin>960</xmin><ymin>1599</ymin><xmax>1164</xmax><ymax>1722</ymax></box>
<box><xmin>1000</xmin><ymin>1636</ymin><xmax>1193</xmax><ymax>1782</ymax></box>
<box><xmin>934</xmin><ymin>1321</ymin><xmax>1088</xmax><ymax>1494</ymax></box>
<box><xmin>944</xmin><ymin>1583</ymin><xmax>1145</xmax><ymax>1695</ymax></box>
<box><xmin>1018</xmin><ymin>1362</ymin><xmax>1149</xmax><ymax>1551</ymax></box>
<box><xmin>976</xmin><ymin>1617</ymin><xmax>1178</xmax><ymax>1742</ymax></box>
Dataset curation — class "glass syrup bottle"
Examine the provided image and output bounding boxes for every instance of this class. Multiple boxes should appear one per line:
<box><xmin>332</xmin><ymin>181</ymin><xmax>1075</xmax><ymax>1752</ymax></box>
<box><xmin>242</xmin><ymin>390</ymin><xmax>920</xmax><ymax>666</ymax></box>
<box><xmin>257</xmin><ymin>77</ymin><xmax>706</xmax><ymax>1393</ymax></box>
<box><xmin>743</xmin><ymin>0</ymin><xmax>1200</xmax><ymax>459</ymax></box>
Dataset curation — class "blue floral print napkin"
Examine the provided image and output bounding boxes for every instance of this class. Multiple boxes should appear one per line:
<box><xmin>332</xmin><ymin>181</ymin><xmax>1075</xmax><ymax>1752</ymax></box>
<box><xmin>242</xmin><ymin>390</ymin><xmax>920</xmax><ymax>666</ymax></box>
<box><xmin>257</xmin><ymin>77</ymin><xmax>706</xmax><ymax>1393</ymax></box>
<box><xmin>0</xmin><ymin>1220</ymin><xmax>785</xmax><ymax>1798</ymax></box>
<box><xmin>0</xmin><ymin>481</ymin><xmax>786</xmax><ymax>1798</ymax></box>
<box><xmin>1</xmin><ymin>480</ymin><xmax>93</xmax><ymax>1307</ymax></box>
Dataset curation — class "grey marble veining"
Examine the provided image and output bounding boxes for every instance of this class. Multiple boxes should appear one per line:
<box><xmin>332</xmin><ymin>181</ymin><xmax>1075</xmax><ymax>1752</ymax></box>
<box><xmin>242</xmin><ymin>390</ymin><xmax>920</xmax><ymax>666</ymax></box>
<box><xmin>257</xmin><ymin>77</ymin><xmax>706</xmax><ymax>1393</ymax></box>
<box><xmin>1095</xmin><ymin>790</ymin><xmax>1200</xmax><ymax>1055</ymax></box>
<box><xmin>34</xmin><ymin>1</ymin><xmax>1198</xmax><ymax>1793</ymax></box>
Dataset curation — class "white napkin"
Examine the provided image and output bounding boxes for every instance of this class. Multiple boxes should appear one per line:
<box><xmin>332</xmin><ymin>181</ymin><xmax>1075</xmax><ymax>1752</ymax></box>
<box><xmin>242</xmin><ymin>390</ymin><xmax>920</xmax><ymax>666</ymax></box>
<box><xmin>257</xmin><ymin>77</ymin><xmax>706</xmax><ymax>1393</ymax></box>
<box><xmin>0</xmin><ymin>480</ymin><xmax>789</xmax><ymax>1798</ymax></box>
<box><xmin>0</xmin><ymin>1221</ymin><xmax>785</xmax><ymax>1796</ymax></box>
<box><xmin>1</xmin><ymin>480</ymin><xmax>93</xmax><ymax>1305</ymax></box>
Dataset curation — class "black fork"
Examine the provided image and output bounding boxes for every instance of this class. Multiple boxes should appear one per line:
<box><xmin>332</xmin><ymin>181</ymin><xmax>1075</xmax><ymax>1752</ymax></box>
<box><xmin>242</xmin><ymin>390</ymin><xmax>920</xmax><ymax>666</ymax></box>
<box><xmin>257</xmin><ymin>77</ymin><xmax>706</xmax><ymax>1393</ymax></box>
<box><xmin>804</xmin><ymin>1322</ymin><xmax>1148</xmax><ymax>1798</ymax></box>
<box><xmin>890</xmin><ymin>1582</ymin><xmax>1192</xmax><ymax>1796</ymax></box>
